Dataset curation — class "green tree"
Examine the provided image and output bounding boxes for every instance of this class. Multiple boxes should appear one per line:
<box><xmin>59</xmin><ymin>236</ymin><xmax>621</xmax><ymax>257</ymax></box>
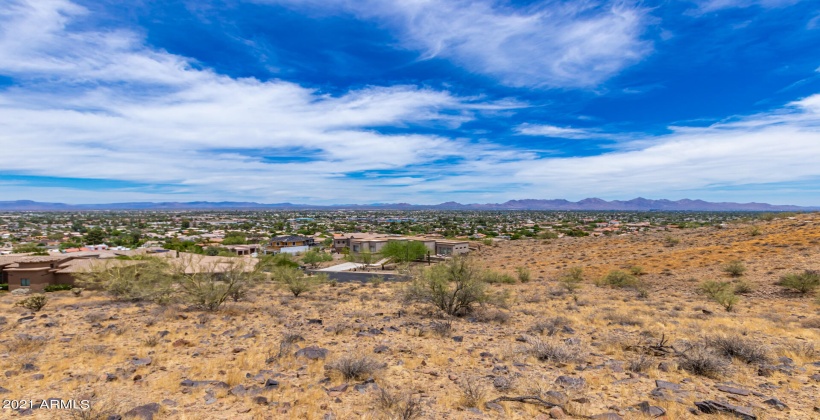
<box><xmin>221</xmin><ymin>232</ymin><xmax>247</xmax><ymax>245</ymax></box>
<box><xmin>302</xmin><ymin>250</ymin><xmax>333</xmax><ymax>268</ymax></box>
<box><xmin>381</xmin><ymin>240</ymin><xmax>428</xmax><ymax>263</ymax></box>
<box><xmin>403</xmin><ymin>256</ymin><xmax>488</xmax><ymax>316</ymax></box>
<box><xmin>181</xmin><ymin>219</ymin><xmax>191</xmax><ymax>229</ymax></box>
<box><xmin>85</xmin><ymin>228</ymin><xmax>106</xmax><ymax>245</ymax></box>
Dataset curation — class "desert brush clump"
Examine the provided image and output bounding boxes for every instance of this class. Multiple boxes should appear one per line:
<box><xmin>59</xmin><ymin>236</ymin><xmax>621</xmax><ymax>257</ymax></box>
<box><xmin>403</xmin><ymin>256</ymin><xmax>489</xmax><ymax>316</ymax></box>
<box><xmin>677</xmin><ymin>345</ymin><xmax>729</xmax><ymax>378</ymax></box>
<box><xmin>597</xmin><ymin>269</ymin><xmax>640</xmax><ymax>289</ymax></box>
<box><xmin>723</xmin><ymin>260</ymin><xmax>747</xmax><ymax>277</ymax></box>
<box><xmin>706</xmin><ymin>335</ymin><xmax>770</xmax><ymax>364</ymax></box>
<box><xmin>272</xmin><ymin>266</ymin><xmax>325</xmax><ymax>297</ymax></box>
<box><xmin>458</xmin><ymin>377</ymin><xmax>487</xmax><ymax>408</ymax></box>
<box><xmin>699</xmin><ymin>280</ymin><xmax>739</xmax><ymax>311</ymax></box>
<box><xmin>326</xmin><ymin>354</ymin><xmax>384</xmax><ymax>381</ymax></box>
<box><xmin>524</xmin><ymin>336</ymin><xmax>585</xmax><ymax>363</ymax></box>
<box><xmin>558</xmin><ymin>266</ymin><xmax>584</xmax><ymax>292</ymax></box>
<box><xmin>15</xmin><ymin>294</ymin><xmax>48</xmax><ymax>311</ymax></box>
<box><xmin>374</xmin><ymin>388</ymin><xmax>424</xmax><ymax>420</ymax></box>
<box><xmin>76</xmin><ymin>257</ymin><xmax>174</xmax><ymax>303</ymax></box>
<box><xmin>777</xmin><ymin>270</ymin><xmax>820</xmax><ymax>295</ymax></box>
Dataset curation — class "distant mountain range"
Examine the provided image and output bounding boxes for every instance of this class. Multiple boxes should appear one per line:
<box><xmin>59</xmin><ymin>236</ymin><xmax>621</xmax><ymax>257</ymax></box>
<box><xmin>0</xmin><ymin>198</ymin><xmax>815</xmax><ymax>211</ymax></box>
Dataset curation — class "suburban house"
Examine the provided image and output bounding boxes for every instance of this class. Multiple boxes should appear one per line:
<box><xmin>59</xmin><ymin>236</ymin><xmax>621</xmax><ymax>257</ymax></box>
<box><xmin>0</xmin><ymin>250</ymin><xmax>256</xmax><ymax>292</ymax></box>
<box><xmin>265</xmin><ymin>235</ymin><xmax>315</xmax><ymax>255</ymax></box>
<box><xmin>0</xmin><ymin>254</ymin><xmax>119</xmax><ymax>292</ymax></box>
<box><xmin>332</xmin><ymin>233</ymin><xmax>470</xmax><ymax>257</ymax></box>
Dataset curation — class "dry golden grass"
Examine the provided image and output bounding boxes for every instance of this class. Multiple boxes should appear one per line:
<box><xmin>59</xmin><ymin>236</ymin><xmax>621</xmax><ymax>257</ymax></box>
<box><xmin>0</xmin><ymin>214</ymin><xmax>819</xmax><ymax>419</ymax></box>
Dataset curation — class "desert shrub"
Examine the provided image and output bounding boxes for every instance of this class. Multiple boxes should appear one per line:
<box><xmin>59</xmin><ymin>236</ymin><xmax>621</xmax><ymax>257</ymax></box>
<box><xmin>374</xmin><ymin>388</ymin><xmax>423</xmax><ymax>420</ymax></box>
<box><xmin>525</xmin><ymin>337</ymin><xmax>584</xmax><ymax>363</ymax></box>
<box><xmin>481</xmin><ymin>238</ymin><xmax>494</xmax><ymax>246</ymax></box>
<box><xmin>777</xmin><ymin>270</ymin><xmax>820</xmax><ymax>294</ymax></box>
<box><xmin>558</xmin><ymin>267</ymin><xmax>584</xmax><ymax>291</ymax></box>
<box><xmin>663</xmin><ymin>235</ymin><xmax>680</xmax><ymax>247</ymax></box>
<box><xmin>430</xmin><ymin>320</ymin><xmax>453</xmax><ymax>338</ymax></box>
<box><xmin>516</xmin><ymin>266</ymin><xmax>531</xmax><ymax>283</ymax></box>
<box><xmin>142</xmin><ymin>334</ymin><xmax>161</xmax><ymax>347</ymax></box>
<box><xmin>699</xmin><ymin>280</ymin><xmax>732</xmax><ymax>299</ymax></box>
<box><xmin>746</xmin><ymin>225</ymin><xmax>762</xmax><ymax>236</ymax></box>
<box><xmin>369</xmin><ymin>275</ymin><xmax>384</xmax><ymax>288</ymax></box>
<box><xmin>628</xmin><ymin>354</ymin><xmax>654</xmax><ymax>373</ymax></box>
<box><xmin>257</xmin><ymin>253</ymin><xmax>300</xmax><ymax>271</ymax></box>
<box><xmin>403</xmin><ymin>256</ymin><xmax>489</xmax><ymax>316</ymax></box>
<box><xmin>599</xmin><ymin>270</ymin><xmax>639</xmax><ymax>288</ymax></box>
<box><xmin>483</xmin><ymin>270</ymin><xmax>516</xmax><ymax>284</ymax></box>
<box><xmin>723</xmin><ymin>260</ymin><xmax>747</xmax><ymax>277</ymax></box>
<box><xmin>0</xmin><ymin>284</ymin><xmax>8</xmax><ymax>291</ymax></box>
<box><xmin>302</xmin><ymin>250</ymin><xmax>333</xmax><ymax>268</ymax></box>
<box><xmin>71</xmin><ymin>288</ymin><xmax>83</xmax><ymax>296</ymax></box>
<box><xmin>327</xmin><ymin>354</ymin><xmax>384</xmax><ymax>380</ymax></box>
<box><xmin>706</xmin><ymin>335</ymin><xmax>769</xmax><ymax>364</ymax></box>
<box><xmin>733</xmin><ymin>280</ymin><xmax>753</xmax><ymax>295</ymax></box>
<box><xmin>43</xmin><ymin>283</ymin><xmax>73</xmax><ymax>292</ymax></box>
<box><xmin>76</xmin><ymin>257</ymin><xmax>174</xmax><ymax>304</ymax></box>
<box><xmin>272</xmin><ymin>266</ymin><xmax>322</xmax><ymax>297</ymax></box>
<box><xmin>677</xmin><ymin>345</ymin><xmax>729</xmax><ymax>378</ymax></box>
<box><xmin>15</xmin><ymin>294</ymin><xmax>48</xmax><ymax>311</ymax></box>
<box><xmin>473</xmin><ymin>308</ymin><xmax>511</xmax><ymax>324</ymax></box>
<box><xmin>175</xmin><ymin>257</ymin><xmax>264</xmax><ymax>311</ymax></box>
<box><xmin>801</xmin><ymin>318</ymin><xmax>820</xmax><ymax>329</ymax></box>
<box><xmin>529</xmin><ymin>317</ymin><xmax>570</xmax><ymax>336</ymax></box>
<box><xmin>603</xmin><ymin>311</ymin><xmax>644</xmax><ymax>326</ymax></box>
<box><xmin>629</xmin><ymin>266</ymin><xmax>645</xmax><ymax>276</ymax></box>
<box><xmin>699</xmin><ymin>280</ymin><xmax>738</xmax><ymax>311</ymax></box>
<box><xmin>459</xmin><ymin>377</ymin><xmax>487</xmax><ymax>408</ymax></box>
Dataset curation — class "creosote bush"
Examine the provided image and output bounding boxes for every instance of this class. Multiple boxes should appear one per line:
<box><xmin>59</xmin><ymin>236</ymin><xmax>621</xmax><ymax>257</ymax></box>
<box><xmin>326</xmin><ymin>354</ymin><xmax>384</xmax><ymax>381</ymax></box>
<box><xmin>458</xmin><ymin>377</ymin><xmax>487</xmax><ymax>408</ymax></box>
<box><xmin>403</xmin><ymin>256</ymin><xmax>489</xmax><ymax>316</ymax></box>
<box><xmin>699</xmin><ymin>280</ymin><xmax>739</xmax><ymax>311</ymax></box>
<box><xmin>706</xmin><ymin>335</ymin><xmax>769</xmax><ymax>364</ymax></box>
<box><xmin>15</xmin><ymin>294</ymin><xmax>48</xmax><ymax>311</ymax></box>
<box><xmin>723</xmin><ymin>260</ymin><xmax>747</xmax><ymax>277</ymax></box>
<box><xmin>515</xmin><ymin>266</ymin><xmax>531</xmax><ymax>283</ymax></box>
<box><xmin>525</xmin><ymin>336</ymin><xmax>584</xmax><ymax>363</ymax></box>
<box><xmin>598</xmin><ymin>270</ymin><xmax>640</xmax><ymax>289</ymax></box>
<box><xmin>76</xmin><ymin>257</ymin><xmax>174</xmax><ymax>303</ymax></box>
<box><xmin>777</xmin><ymin>270</ymin><xmax>820</xmax><ymax>295</ymax></box>
<box><xmin>374</xmin><ymin>388</ymin><xmax>424</xmax><ymax>420</ymax></box>
<box><xmin>558</xmin><ymin>267</ymin><xmax>584</xmax><ymax>292</ymax></box>
<box><xmin>677</xmin><ymin>345</ymin><xmax>729</xmax><ymax>378</ymax></box>
<box><xmin>273</xmin><ymin>266</ymin><xmax>324</xmax><ymax>297</ymax></box>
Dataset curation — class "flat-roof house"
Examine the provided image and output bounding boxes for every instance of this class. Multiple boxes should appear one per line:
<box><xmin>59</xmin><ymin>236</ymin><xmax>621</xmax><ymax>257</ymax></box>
<box><xmin>266</xmin><ymin>235</ymin><xmax>315</xmax><ymax>255</ymax></box>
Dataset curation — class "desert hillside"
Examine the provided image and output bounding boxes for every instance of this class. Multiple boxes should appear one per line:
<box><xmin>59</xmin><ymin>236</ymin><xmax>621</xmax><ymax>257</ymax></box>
<box><xmin>1</xmin><ymin>214</ymin><xmax>819</xmax><ymax>419</ymax></box>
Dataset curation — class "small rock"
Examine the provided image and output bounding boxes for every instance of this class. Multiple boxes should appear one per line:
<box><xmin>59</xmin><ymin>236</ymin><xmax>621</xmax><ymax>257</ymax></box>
<box><xmin>549</xmin><ymin>406</ymin><xmax>566</xmax><ymax>419</ymax></box>
<box><xmin>123</xmin><ymin>403</ymin><xmax>160</xmax><ymax>420</ymax></box>
<box><xmin>484</xmin><ymin>402</ymin><xmax>504</xmax><ymax>413</ymax></box>
<box><xmin>763</xmin><ymin>398</ymin><xmax>788</xmax><ymax>411</ymax></box>
<box><xmin>658</xmin><ymin>362</ymin><xmax>675</xmax><ymax>372</ymax></box>
<box><xmin>452</xmin><ymin>336</ymin><xmax>464</xmax><ymax>342</ymax></box>
<box><xmin>327</xmin><ymin>383</ymin><xmax>348</xmax><ymax>393</ymax></box>
<box><xmin>172</xmin><ymin>339</ymin><xmax>192</xmax><ymax>348</ymax></box>
<box><xmin>22</xmin><ymin>363</ymin><xmax>36</xmax><ymax>371</ymax></box>
<box><xmin>374</xmin><ymin>345</ymin><xmax>389</xmax><ymax>354</ymax></box>
<box><xmin>555</xmin><ymin>375</ymin><xmax>585</xmax><ymax>388</ymax></box>
<box><xmin>0</xmin><ymin>386</ymin><xmax>10</xmax><ymax>394</ymax></box>
<box><xmin>694</xmin><ymin>400</ymin><xmax>756</xmax><ymax>420</ymax></box>
<box><xmin>308</xmin><ymin>319</ymin><xmax>323</xmax><ymax>325</ymax></box>
<box><xmin>637</xmin><ymin>401</ymin><xmax>666</xmax><ymax>417</ymax></box>
<box><xmin>809</xmin><ymin>373</ymin><xmax>820</xmax><ymax>382</ymax></box>
<box><xmin>591</xmin><ymin>413</ymin><xmax>622</xmax><ymax>420</ymax></box>
<box><xmin>655</xmin><ymin>380</ymin><xmax>681</xmax><ymax>391</ymax></box>
<box><xmin>253</xmin><ymin>396</ymin><xmax>268</xmax><ymax>405</ymax></box>
<box><xmin>264</xmin><ymin>378</ymin><xmax>279</xmax><ymax>388</ymax></box>
<box><xmin>295</xmin><ymin>346</ymin><xmax>328</xmax><ymax>360</ymax></box>
<box><xmin>132</xmin><ymin>357</ymin><xmax>152</xmax><ymax>367</ymax></box>
<box><xmin>716</xmin><ymin>385</ymin><xmax>751</xmax><ymax>396</ymax></box>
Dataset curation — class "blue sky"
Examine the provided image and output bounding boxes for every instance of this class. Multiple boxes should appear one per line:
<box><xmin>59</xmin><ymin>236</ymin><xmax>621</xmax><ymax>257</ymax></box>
<box><xmin>1</xmin><ymin>0</ymin><xmax>819</xmax><ymax>205</ymax></box>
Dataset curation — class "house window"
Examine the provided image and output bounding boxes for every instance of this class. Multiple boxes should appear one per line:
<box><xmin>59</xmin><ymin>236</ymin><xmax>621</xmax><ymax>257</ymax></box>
<box><xmin>21</xmin><ymin>278</ymin><xmax>30</xmax><ymax>287</ymax></box>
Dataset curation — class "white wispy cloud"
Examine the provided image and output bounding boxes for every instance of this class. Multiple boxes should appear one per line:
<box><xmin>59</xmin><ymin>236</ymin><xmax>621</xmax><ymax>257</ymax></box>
<box><xmin>692</xmin><ymin>0</ymin><xmax>803</xmax><ymax>13</ymax></box>
<box><xmin>1</xmin><ymin>0</ymin><xmax>819</xmax><ymax>205</ymax></box>
<box><xmin>515</xmin><ymin>123</ymin><xmax>610</xmax><ymax>139</ymax></box>
<box><xmin>261</xmin><ymin>0</ymin><xmax>652</xmax><ymax>88</ymax></box>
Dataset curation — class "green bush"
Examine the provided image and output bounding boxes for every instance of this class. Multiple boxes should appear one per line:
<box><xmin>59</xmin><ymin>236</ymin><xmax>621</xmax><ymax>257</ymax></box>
<box><xmin>272</xmin><ymin>266</ymin><xmax>322</xmax><ymax>297</ymax></box>
<box><xmin>403</xmin><ymin>256</ymin><xmax>489</xmax><ymax>316</ymax></box>
<box><xmin>663</xmin><ymin>235</ymin><xmax>680</xmax><ymax>247</ymax></box>
<box><xmin>699</xmin><ymin>281</ymin><xmax>738</xmax><ymax>311</ymax></box>
<box><xmin>515</xmin><ymin>266</ymin><xmax>531</xmax><ymax>283</ymax></box>
<box><xmin>44</xmin><ymin>284</ymin><xmax>74</xmax><ymax>292</ymax></box>
<box><xmin>15</xmin><ymin>294</ymin><xmax>48</xmax><ymax>311</ymax></box>
<box><xmin>76</xmin><ymin>257</ymin><xmax>174</xmax><ymax>303</ymax></box>
<box><xmin>0</xmin><ymin>284</ymin><xmax>8</xmax><ymax>291</ymax></box>
<box><xmin>777</xmin><ymin>270</ymin><xmax>820</xmax><ymax>294</ymax></box>
<box><xmin>733</xmin><ymin>280</ymin><xmax>753</xmax><ymax>295</ymax></box>
<box><xmin>599</xmin><ymin>270</ymin><xmax>639</xmax><ymax>288</ymax></box>
<box><xmin>723</xmin><ymin>260</ymin><xmax>747</xmax><ymax>277</ymax></box>
<box><xmin>558</xmin><ymin>267</ymin><xmax>584</xmax><ymax>291</ymax></box>
<box><xmin>483</xmin><ymin>270</ymin><xmax>516</xmax><ymax>284</ymax></box>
